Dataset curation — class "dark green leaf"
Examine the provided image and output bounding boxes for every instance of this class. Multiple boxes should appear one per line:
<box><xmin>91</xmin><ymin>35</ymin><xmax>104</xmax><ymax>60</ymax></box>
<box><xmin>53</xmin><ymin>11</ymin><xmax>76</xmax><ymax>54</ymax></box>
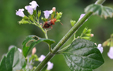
<box><xmin>63</xmin><ymin>38</ymin><xmax>104</xmax><ymax>71</ymax></box>
<box><xmin>0</xmin><ymin>46</ymin><xmax>26</xmax><ymax>71</ymax></box>
<box><xmin>22</xmin><ymin>35</ymin><xmax>55</xmax><ymax>57</ymax></box>
<box><xmin>85</xmin><ymin>4</ymin><xmax>113</xmax><ymax>19</ymax></box>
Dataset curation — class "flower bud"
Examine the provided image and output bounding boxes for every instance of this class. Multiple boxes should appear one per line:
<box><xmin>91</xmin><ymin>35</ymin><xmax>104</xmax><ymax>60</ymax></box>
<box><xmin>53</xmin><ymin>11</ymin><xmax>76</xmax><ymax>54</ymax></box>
<box><xmin>32</xmin><ymin>47</ymin><xmax>36</xmax><ymax>55</ymax></box>
<box><xmin>52</xmin><ymin>7</ymin><xmax>56</xmax><ymax>12</ymax></box>
<box><xmin>90</xmin><ymin>34</ymin><xmax>94</xmax><ymax>37</ymax></box>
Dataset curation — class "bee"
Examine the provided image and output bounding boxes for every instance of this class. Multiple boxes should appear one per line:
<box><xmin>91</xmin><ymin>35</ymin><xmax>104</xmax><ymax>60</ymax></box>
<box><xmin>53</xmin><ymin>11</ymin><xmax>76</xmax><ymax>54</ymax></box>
<box><xmin>43</xmin><ymin>18</ymin><xmax>57</xmax><ymax>28</ymax></box>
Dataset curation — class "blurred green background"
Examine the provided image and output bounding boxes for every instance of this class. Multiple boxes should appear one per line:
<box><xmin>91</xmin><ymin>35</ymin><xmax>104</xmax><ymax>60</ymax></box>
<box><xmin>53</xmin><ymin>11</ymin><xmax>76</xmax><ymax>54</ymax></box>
<box><xmin>0</xmin><ymin>0</ymin><xmax>113</xmax><ymax>71</ymax></box>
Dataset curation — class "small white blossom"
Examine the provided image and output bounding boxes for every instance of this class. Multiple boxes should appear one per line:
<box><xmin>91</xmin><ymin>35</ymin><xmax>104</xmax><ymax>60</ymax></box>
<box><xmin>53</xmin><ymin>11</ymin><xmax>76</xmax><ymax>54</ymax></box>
<box><xmin>78</xmin><ymin>14</ymin><xmax>88</xmax><ymax>21</ymax></box>
<box><xmin>25</xmin><ymin>6</ymin><xmax>34</xmax><ymax>15</ymax></box>
<box><xmin>25</xmin><ymin>1</ymin><xmax>39</xmax><ymax>15</ymax></box>
<box><xmin>43</xmin><ymin>10</ymin><xmax>53</xmax><ymax>19</ymax></box>
<box><xmin>16</xmin><ymin>9</ymin><xmax>25</xmax><ymax>17</ymax></box>
<box><xmin>47</xmin><ymin>61</ymin><xmax>54</xmax><ymax>70</ymax></box>
<box><xmin>29</xmin><ymin>1</ymin><xmax>39</xmax><ymax>10</ymax></box>
<box><xmin>38</xmin><ymin>55</ymin><xmax>45</xmax><ymax>62</ymax></box>
<box><xmin>108</xmin><ymin>47</ymin><xmax>113</xmax><ymax>59</ymax></box>
<box><xmin>97</xmin><ymin>44</ymin><xmax>103</xmax><ymax>53</ymax></box>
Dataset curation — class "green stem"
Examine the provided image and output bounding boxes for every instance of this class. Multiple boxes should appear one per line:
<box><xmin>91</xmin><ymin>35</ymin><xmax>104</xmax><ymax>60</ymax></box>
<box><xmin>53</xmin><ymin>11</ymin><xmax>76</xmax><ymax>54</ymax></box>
<box><xmin>35</xmin><ymin>21</ymin><xmax>48</xmax><ymax>39</ymax></box>
<box><xmin>57</xmin><ymin>44</ymin><xmax>71</xmax><ymax>54</ymax></box>
<box><xmin>44</xmin><ymin>30</ymin><xmax>48</xmax><ymax>39</ymax></box>
<box><xmin>35</xmin><ymin>0</ymin><xmax>105</xmax><ymax>71</ymax></box>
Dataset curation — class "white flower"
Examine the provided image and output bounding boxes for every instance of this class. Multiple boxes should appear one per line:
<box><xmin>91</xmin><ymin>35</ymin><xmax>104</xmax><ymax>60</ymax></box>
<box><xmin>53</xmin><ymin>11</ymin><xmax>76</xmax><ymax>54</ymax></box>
<box><xmin>25</xmin><ymin>1</ymin><xmax>39</xmax><ymax>15</ymax></box>
<box><xmin>47</xmin><ymin>61</ymin><xmax>53</xmax><ymax>70</ymax></box>
<box><xmin>25</xmin><ymin>6</ymin><xmax>34</xmax><ymax>15</ymax></box>
<box><xmin>43</xmin><ymin>10</ymin><xmax>53</xmax><ymax>19</ymax></box>
<box><xmin>108</xmin><ymin>47</ymin><xmax>113</xmax><ymax>59</ymax></box>
<box><xmin>78</xmin><ymin>14</ymin><xmax>88</xmax><ymax>21</ymax></box>
<box><xmin>38</xmin><ymin>55</ymin><xmax>45</xmax><ymax>62</ymax></box>
<box><xmin>29</xmin><ymin>1</ymin><xmax>39</xmax><ymax>10</ymax></box>
<box><xmin>97</xmin><ymin>44</ymin><xmax>103</xmax><ymax>53</ymax></box>
<box><xmin>16</xmin><ymin>9</ymin><xmax>25</xmax><ymax>17</ymax></box>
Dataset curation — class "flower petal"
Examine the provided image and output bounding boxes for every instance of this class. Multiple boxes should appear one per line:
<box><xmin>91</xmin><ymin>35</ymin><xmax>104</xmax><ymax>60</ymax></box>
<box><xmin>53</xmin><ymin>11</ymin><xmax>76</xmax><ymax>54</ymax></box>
<box><xmin>108</xmin><ymin>47</ymin><xmax>113</xmax><ymax>59</ymax></box>
<box><xmin>43</xmin><ymin>10</ymin><xmax>53</xmax><ymax>19</ymax></box>
<box><xmin>38</xmin><ymin>55</ymin><xmax>45</xmax><ymax>62</ymax></box>
<box><xmin>78</xmin><ymin>14</ymin><xmax>88</xmax><ymax>21</ymax></box>
<box><xmin>16</xmin><ymin>9</ymin><xmax>25</xmax><ymax>17</ymax></box>
<box><xmin>25</xmin><ymin>6</ymin><xmax>33</xmax><ymax>15</ymax></box>
<box><xmin>97</xmin><ymin>44</ymin><xmax>103</xmax><ymax>53</ymax></box>
<box><xmin>47</xmin><ymin>61</ymin><xmax>53</xmax><ymax>70</ymax></box>
<box><xmin>29</xmin><ymin>1</ymin><xmax>39</xmax><ymax>10</ymax></box>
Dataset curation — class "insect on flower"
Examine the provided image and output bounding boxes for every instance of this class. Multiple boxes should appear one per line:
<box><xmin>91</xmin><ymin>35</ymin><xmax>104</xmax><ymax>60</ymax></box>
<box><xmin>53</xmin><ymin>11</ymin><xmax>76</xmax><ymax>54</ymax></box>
<box><xmin>43</xmin><ymin>18</ymin><xmax>57</xmax><ymax>28</ymax></box>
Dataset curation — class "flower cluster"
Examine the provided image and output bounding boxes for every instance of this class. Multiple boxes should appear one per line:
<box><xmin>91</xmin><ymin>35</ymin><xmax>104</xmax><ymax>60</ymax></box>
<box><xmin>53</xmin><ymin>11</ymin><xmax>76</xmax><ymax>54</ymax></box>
<box><xmin>97</xmin><ymin>43</ymin><xmax>113</xmax><ymax>59</ymax></box>
<box><xmin>78</xmin><ymin>28</ymin><xmax>94</xmax><ymax>40</ymax></box>
<box><xmin>16</xmin><ymin>1</ymin><xmax>62</xmax><ymax>39</ymax></box>
<box><xmin>16</xmin><ymin>1</ymin><xmax>39</xmax><ymax>17</ymax></box>
<box><xmin>38</xmin><ymin>55</ymin><xmax>54</xmax><ymax>70</ymax></box>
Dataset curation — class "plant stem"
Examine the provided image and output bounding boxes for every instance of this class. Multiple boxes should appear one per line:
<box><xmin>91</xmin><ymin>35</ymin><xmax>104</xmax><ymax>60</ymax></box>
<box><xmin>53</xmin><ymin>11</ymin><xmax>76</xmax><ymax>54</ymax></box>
<box><xmin>44</xmin><ymin>30</ymin><xmax>48</xmax><ymax>39</ymax></box>
<box><xmin>57</xmin><ymin>44</ymin><xmax>71</xmax><ymax>54</ymax></box>
<box><xmin>35</xmin><ymin>0</ymin><xmax>106</xmax><ymax>71</ymax></box>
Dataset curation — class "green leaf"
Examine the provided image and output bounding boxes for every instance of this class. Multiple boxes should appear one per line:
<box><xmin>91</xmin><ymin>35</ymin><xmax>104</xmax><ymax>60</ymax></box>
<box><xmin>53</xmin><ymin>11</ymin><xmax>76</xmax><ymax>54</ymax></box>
<box><xmin>85</xmin><ymin>4</ymin><xmax>113</xmax><ymax>19</ymax></box>
<box><xmin>0</xmin><ymin>46</ymin><xmax>26</xmax><ymax>71</ymax></box>
<box><xmin>63</xmin><ymin>38</ymin><xmax>104</xmax><ymax>71</ymax></box>
<box><xmin>22</xmin><ymin>35</ymin><xmax>55</xmax><ymax>57</ymax></box>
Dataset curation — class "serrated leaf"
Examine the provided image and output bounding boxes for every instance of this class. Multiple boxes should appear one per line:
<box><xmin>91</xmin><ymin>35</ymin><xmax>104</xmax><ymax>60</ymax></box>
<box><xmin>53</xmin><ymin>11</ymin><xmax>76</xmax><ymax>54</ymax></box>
<box><xmin>85</xmin><ymin>4</ymin><xmax>113</xmax><ymax>19</ymax></box>
<box><xmin>22</xmin><ymin>35</ymin><xmax>55</xmax><ymax>57</ymax></box>
<box><xmin>63</xmin><ymin>38</ymin><xmax>104</xmax><ymax>71</ymax></box>
<box><xmin>0</xmin><ymin>46</ymin><xmax>26</xmax><ymax>71</ymax></box>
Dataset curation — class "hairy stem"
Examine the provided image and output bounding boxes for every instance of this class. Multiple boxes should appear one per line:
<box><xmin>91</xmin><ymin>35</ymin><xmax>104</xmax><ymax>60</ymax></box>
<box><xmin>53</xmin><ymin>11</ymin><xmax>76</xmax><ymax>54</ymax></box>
<box><xmin>35</xmin><ymin>0</ymin><xmax>106</xmax><ymax>71</ymax></box>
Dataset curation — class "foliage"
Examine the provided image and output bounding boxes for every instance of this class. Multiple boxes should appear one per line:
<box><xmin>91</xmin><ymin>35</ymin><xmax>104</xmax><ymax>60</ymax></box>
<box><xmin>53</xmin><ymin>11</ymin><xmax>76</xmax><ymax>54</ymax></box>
<box><xmin>63</xmin><ymin>39</ymin><xmax>104</xmax><ymax>71</ymax></box>
<box><xmin>0</xmin><ymin>46</ymin><xmax>26</xmax><ymax>71</ymax></box>
<box><xmin>1</xmin><ymin>0</ymin><xmax>113</xmax><ymax>71</ymax></box>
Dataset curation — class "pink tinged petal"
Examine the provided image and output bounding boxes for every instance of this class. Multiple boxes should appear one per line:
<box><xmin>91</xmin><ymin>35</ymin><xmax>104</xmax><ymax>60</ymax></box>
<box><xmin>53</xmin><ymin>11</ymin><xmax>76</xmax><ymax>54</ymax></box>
<box><xmin>97</xmin><ymin>44</ymin><xmax>103</xmax><ymax>53</ymax></box>
<box><xmin>78</xmin><ymin>14</ymin><xmax>88</xmax><ymax>21</ymax></box>
<box><xmin>25</xmin><ymin>6</ymin><xmax>33</xmax><ymax>15</ymax></box>
<box><xmin>38</xmin><ymin>55</ymin><xmax>45</xmax><ymax>62</ymax></box>
<box><xmin>108</xmin><ymin>47</ymin><xmax>113</xmax><ymax>59</ymax></box>
<box><xmin>43</xmin><ymin>10</ymin><xmax>53</xmax><ymax>19</ymax></box>
<box><xmin>29</xmin><ymin>1</ymin><xmax>39</xmax><ymax>10</ymax></box>
<box><xmin>47</xmin><ymin>61</ymin><xmax>53</xmax><ymax>70</ymax></box>
<box><xmin>16</xmin><ymin>9</ymin><xmax>25</xmax><ymax>17</ymax></box>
